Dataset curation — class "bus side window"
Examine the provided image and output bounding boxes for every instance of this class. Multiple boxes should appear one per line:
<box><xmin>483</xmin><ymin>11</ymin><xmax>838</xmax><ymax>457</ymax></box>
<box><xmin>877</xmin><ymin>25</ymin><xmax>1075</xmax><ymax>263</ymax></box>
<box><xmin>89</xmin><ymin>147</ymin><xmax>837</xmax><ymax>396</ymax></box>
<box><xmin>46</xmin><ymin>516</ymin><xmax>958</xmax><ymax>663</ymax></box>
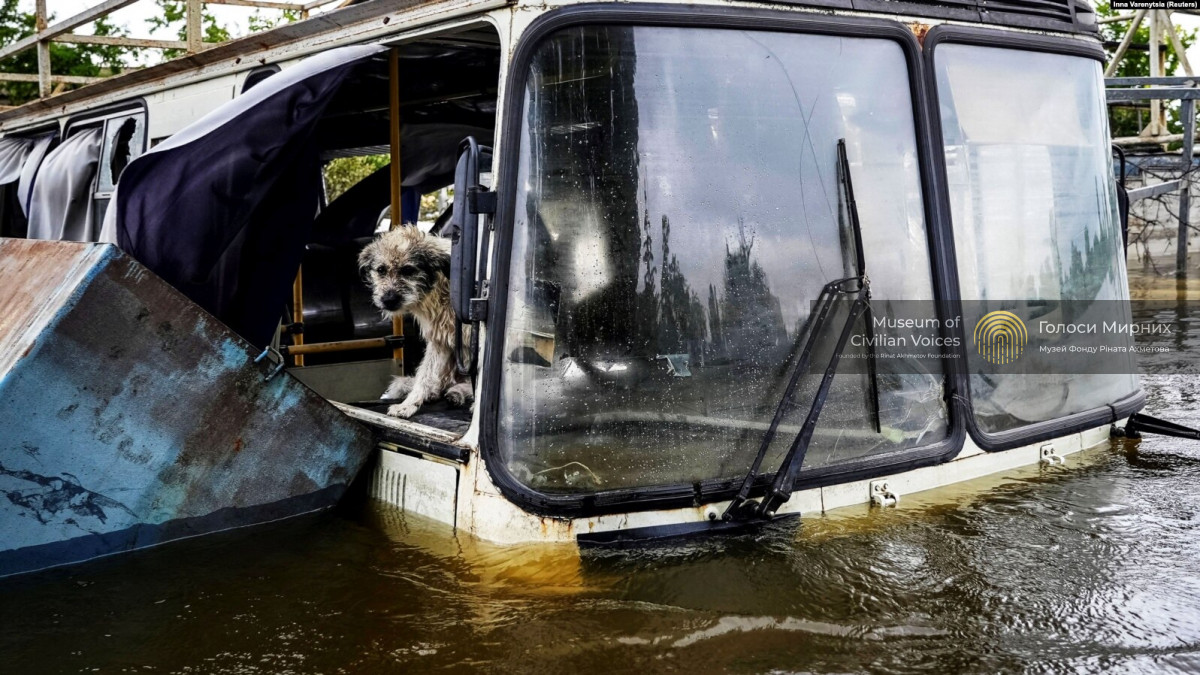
<box><xmin>96</xmin><ymin>111</ymin><xmax>147</xmax><ymax>197</ymax></box>
<box><xmin>241</xmin><ymin>65</ymin><xmax>280</xmax><ymax>94</ymax></box>
<box><xmin>92</xmin><ymin>110</ymin><xmax>147</xmax><ymax>231</ymax></box>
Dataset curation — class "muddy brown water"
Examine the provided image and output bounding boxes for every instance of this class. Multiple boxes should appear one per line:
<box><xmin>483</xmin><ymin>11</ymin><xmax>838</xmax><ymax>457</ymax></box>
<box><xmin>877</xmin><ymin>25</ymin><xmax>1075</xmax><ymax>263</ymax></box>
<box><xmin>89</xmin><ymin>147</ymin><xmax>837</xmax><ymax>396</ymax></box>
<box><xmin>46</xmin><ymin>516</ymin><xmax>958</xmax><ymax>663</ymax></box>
<box><xmin>4</xmin><ymin>264</ymin><xmax>1200</xmax><ymax>674</ymax></box>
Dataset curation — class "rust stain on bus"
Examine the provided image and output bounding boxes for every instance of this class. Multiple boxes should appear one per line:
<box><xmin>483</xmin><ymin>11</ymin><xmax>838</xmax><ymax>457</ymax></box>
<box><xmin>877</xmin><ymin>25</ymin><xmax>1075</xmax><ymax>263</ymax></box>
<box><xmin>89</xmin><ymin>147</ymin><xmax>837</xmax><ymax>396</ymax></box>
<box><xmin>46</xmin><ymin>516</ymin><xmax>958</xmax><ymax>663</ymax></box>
<box><xmin>909</xmin><ymin>21</ymin><xmax>931</xmax><ymax>45</ymax></box>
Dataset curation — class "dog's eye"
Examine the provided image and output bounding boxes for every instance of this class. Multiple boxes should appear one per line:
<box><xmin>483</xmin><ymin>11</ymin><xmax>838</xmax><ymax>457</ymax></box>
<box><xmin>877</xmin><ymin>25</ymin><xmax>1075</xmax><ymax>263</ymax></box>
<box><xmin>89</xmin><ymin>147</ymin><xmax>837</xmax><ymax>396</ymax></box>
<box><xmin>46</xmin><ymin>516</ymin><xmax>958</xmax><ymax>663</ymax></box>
<box><xmin>399</xmin><ymin>264</ymin><xmax>419</xmax><ymax>276</ymax></box>
<box><xmin>374</xmin><ymin>264</ymin><xmax>387</xmax><ymax>276</ymax></box>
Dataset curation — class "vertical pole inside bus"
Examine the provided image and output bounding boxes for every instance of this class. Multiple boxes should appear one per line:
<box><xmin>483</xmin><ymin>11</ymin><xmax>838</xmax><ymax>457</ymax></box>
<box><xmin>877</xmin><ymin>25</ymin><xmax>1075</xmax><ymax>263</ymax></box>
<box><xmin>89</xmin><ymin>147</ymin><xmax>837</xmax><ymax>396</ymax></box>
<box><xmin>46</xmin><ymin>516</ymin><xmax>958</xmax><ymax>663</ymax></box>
<box><xmin>389</xmin><ymin>46</ymin><xmax>405</xmax><ymax>371</ymax></box>
<box><xmin>291</xmin><ymin>266</ymin><xmax>305</xmax><ymax>367</ymax></box>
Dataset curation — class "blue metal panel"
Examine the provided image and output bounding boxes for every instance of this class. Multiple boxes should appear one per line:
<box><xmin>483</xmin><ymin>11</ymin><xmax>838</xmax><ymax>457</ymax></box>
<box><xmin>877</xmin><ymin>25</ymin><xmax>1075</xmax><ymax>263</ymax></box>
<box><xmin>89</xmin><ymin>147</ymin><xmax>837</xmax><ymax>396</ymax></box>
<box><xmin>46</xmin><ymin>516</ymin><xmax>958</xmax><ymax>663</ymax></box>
<box><xmin>0</xmin><ymin>239</ymin><xmax>374</xmax><ymax>577</ymax></box>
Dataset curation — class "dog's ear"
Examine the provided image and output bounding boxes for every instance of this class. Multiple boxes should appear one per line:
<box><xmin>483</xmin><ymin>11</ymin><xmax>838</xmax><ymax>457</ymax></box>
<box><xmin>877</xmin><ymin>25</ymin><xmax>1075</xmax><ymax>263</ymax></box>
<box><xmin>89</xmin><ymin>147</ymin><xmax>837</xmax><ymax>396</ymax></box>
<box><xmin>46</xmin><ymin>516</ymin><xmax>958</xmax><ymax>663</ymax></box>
<box><xmin>357</xmin><ymin>242</ymin><xmax>378</xmax><ymax>282</ymax></box>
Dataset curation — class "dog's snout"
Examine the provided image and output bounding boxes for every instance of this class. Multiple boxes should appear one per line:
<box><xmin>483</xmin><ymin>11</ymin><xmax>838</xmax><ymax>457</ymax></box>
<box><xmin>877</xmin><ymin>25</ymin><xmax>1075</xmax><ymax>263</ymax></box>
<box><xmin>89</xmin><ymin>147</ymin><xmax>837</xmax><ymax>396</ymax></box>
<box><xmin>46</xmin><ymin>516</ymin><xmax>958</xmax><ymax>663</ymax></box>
<box><xmin>380</xmin><ymin>290</ymin><xmax>402</xmax><ymax>310</ymax></box>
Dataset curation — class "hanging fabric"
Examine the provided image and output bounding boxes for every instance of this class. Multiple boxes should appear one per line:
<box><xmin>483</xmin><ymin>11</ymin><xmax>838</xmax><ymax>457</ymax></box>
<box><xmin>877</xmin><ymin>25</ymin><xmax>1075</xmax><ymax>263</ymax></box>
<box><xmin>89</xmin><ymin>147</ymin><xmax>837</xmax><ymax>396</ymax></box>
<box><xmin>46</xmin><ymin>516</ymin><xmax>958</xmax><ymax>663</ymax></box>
<box><xmin>26</xmin><ymin>127</ymin><xmax>102</xmax><ymax>242</ymax></box>
<box><xmin>105</xmin><ymin>44</ymin><xmax>386</xmax><ymax>347</ymax></box>
<box><xmin>0</xmin><ymin>137</ymin><xmax>33</xmax><ymax>185</ymax></box>
<box><xmin>18</xmin><ymin>133</ymin><xmax>56</xmax><ymax>216</ymax></box>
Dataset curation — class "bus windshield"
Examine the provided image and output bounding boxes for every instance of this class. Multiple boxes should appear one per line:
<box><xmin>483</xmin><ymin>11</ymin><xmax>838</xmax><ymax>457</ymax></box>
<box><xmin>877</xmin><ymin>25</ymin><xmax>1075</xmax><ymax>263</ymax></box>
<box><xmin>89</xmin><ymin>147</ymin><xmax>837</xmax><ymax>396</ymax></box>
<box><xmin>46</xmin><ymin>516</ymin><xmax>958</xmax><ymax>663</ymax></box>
<box><xmin>497</xmin><ymin>25</ymin><xmax>948</xmax><ymax>495</ymax></box>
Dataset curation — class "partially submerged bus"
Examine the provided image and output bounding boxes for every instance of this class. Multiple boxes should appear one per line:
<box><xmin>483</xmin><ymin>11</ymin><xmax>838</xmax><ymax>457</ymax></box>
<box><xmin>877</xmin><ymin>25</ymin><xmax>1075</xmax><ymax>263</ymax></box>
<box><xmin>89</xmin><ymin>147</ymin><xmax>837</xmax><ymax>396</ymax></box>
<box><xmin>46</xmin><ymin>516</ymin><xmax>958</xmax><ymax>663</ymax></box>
<box><xmin>0</xmin><ymin>0</ymin><xmax>1146</xmax><ymax>574</ymax></box>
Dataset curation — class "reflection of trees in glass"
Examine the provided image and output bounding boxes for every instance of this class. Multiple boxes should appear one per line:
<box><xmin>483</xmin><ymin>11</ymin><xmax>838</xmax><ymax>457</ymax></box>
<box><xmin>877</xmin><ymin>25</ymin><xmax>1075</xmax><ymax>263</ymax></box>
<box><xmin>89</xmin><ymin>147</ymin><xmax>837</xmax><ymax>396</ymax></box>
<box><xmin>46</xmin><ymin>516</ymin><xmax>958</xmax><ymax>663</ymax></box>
<box><xmin>1025</xmin><ymin>179</ymin><xmax>1120</xmax><ymax>309</ymax></box>
<box><xmin>707</xmin><ymin>284</ymin><xmax>724</xmax><ymax>355</ymax></box>
<box><xmin>631</xmin><ymin>210</ymin><xmax>790</xmax><ymax>362</ymax></box>
<box><xmin>636</xmin><ymin>203</ymin><xmax>658</xmax><ymax>354</ymax></box>
<box><xmin>633</xmin><ymin>207</ymin><xmax>707</xmax><ymax>356</ymax></box>
<box><xmin>1063</xmin><ymin>212</ymin><xmax>1120</xmax><ymax>305</ymax></box>
<box><xmin>657</xmin><ymin>215</ymin><xmax>708</xmax><ymax>354</ymax></box>
<box><xmin>717</xmin><ymin>219</ymin><xmax>788</xmax><ymax>359</ymax></box>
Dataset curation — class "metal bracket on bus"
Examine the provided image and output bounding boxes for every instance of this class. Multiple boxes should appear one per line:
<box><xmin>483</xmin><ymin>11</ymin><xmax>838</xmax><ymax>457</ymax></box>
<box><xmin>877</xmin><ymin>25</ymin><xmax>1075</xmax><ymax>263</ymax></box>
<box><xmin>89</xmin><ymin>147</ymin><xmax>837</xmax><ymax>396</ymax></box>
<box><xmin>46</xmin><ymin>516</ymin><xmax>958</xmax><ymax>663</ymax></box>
<box><xmin>467</xmin><ymin>187</ymin><xmax>497</xmax><ymax>215</ymax></box>
<box><xmin>469</xmin><ymin>297</ymin><xmax>489</xmax><ymax>323</ymax></box>
<box><xmin>870</xmin><ymin>480</ymin><xmax>899</xmax><ymax>507</ymax></box>
<box><xmin>1039</xmin><ymin>444</ymin><xmax>1064</xmax><ymax>466</ymax></box>
<box><xmin>254</xmin><ymin>346</ymin><xmax>286</xmax><ymax>382</ymax></box>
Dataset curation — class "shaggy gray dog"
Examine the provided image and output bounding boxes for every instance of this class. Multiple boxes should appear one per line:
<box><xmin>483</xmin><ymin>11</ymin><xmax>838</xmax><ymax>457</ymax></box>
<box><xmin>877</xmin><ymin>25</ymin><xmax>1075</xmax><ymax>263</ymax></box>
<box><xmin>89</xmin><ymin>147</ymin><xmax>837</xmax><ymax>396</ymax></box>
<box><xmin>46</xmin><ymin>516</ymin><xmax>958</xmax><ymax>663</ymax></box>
<box><xmin>359</xmin><ymin>227</ymin><xmax>472</xmax><ymax>419</ymax></box>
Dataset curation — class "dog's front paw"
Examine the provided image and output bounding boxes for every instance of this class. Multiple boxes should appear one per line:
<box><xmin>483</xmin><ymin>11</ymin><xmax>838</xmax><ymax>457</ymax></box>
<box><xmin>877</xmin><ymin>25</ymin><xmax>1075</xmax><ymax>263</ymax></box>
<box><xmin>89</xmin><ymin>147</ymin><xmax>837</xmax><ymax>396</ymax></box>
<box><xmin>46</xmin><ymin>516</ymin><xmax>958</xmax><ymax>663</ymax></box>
<box><xmin>444</xmin><ymin>382</ymin><xmax>474</xmax><ymax>408</ymax></box>
<box><xmin>387</xmin><ymin>401</ymin><xmax>421</xmax><ymax>418</ymax></box>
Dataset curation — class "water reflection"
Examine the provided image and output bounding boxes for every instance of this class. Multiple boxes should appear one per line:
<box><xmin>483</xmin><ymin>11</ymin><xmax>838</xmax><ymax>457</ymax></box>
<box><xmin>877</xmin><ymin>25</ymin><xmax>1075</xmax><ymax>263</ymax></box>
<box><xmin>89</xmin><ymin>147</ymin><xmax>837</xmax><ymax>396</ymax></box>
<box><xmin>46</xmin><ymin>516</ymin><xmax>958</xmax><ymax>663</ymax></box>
<box><xmin>6</xmin><ymin>419</ymin><xmax>1200</xmax><ymax>674</ymax></box>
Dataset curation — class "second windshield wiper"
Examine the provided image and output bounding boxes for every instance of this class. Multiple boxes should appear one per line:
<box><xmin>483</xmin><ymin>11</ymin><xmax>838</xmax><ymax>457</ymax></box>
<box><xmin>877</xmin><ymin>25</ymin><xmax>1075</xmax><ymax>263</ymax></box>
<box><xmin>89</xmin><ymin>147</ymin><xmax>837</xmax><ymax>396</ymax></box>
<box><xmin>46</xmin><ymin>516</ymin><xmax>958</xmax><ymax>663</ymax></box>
<box><xmin>722</xmin><ymin>277</ymin><xmax>869</xmax><ymax>521</ymax></box>
<box><xmin>722</xmin><ymin>139</ymin><xmax>873</xmax><ymax>522</ymax></box>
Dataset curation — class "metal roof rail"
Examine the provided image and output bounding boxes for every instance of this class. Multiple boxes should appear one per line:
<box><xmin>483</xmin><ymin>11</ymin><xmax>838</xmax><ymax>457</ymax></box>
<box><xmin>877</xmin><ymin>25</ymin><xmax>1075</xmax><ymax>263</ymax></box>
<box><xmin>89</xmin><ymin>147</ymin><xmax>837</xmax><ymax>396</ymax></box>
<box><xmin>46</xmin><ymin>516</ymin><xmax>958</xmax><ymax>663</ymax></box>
<box><xmin>0</xmin><ymin>0</ymin><xmax>345</xmax><ymax>99</ymax></box>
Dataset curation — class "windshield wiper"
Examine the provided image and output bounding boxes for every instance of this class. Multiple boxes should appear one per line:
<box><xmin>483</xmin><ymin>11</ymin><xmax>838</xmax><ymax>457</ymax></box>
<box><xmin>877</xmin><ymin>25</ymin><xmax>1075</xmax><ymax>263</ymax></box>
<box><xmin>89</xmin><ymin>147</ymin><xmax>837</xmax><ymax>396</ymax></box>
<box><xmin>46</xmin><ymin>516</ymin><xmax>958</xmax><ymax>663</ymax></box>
<box><xmin>722</xmin><ymin>139</ymin><xmax>873</xmax><ymax>522</ymax></box>
<box><xmin>722</xmin><ymin>277</ymin><xmax>869</xmax><ymax>521</ymax></box>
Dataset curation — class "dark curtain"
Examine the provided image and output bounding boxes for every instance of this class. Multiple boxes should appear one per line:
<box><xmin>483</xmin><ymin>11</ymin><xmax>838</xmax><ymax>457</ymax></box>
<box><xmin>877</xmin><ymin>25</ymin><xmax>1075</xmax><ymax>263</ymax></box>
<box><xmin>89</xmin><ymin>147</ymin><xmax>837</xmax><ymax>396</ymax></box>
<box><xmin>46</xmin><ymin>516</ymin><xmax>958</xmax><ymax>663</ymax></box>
<box><xmin>114</xmin><ymin>45</ymin><xmax>386</xmax><ymax>347</ymax></box>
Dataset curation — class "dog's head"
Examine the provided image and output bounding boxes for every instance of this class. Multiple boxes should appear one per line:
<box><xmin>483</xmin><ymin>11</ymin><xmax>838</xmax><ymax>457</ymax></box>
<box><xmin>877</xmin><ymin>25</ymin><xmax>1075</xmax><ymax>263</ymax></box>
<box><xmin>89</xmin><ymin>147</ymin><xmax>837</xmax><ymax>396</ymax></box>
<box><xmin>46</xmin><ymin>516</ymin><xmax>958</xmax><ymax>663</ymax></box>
<box><xmin>359</xmin><ymin>226</ymin><xmax>451</xmax><ymax>315</ymax></box>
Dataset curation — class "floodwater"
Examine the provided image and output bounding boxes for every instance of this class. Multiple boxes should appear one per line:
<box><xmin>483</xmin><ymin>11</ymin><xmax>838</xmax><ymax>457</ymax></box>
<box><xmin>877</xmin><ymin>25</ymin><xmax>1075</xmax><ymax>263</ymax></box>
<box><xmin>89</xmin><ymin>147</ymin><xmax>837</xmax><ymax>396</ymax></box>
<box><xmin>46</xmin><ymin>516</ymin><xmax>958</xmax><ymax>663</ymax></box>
<box><xmin>5</xmin><ymin>265</ymin><xmax>1200</xmax><ymax>674</ymax></box>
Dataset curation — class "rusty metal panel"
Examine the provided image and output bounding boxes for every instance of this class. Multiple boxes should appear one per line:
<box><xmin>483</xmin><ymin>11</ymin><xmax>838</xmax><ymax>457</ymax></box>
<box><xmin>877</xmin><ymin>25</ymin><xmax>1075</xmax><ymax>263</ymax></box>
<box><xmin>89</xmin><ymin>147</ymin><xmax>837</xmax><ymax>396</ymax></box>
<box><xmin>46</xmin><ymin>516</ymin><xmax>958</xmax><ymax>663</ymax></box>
<box><xmin>0</xmin><ymin>240</ymin><xmax>110</xmax><ymax>379</ymax></box>
<box><xmin>0</xmin><ymin>239</ymin><xmax>374</xmax><ymax>577</ymax></box>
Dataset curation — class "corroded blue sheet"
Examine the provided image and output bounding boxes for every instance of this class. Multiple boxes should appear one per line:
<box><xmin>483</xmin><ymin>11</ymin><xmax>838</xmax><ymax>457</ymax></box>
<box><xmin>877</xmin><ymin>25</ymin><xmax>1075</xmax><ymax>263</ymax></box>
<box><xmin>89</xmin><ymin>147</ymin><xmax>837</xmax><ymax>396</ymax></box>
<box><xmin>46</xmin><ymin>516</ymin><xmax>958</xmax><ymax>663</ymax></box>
<box><xmin>0</xmin><ymin>239</ymin><xmax>374</xmax><ymax>577</ymax></box>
